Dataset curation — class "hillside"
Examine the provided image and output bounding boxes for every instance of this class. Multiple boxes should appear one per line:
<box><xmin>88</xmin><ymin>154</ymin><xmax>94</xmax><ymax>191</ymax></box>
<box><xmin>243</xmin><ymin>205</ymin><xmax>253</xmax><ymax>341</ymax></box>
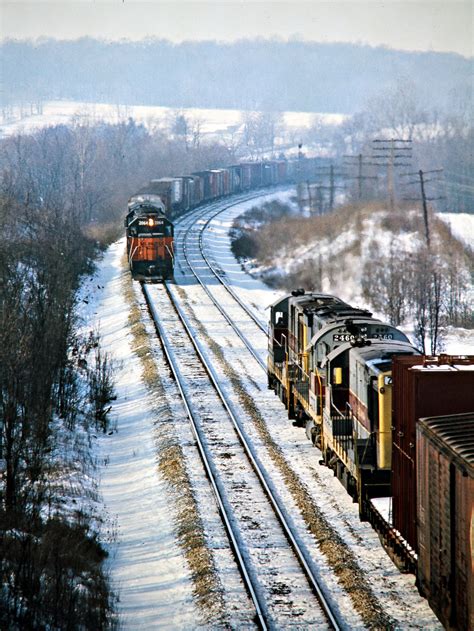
<box><xmin>231</xmin><ymin>201</ymin><xmax>474</xmax><ymax>354</ymax></box>
<box><xmin>2</xmin><ymin>38</ymin><xmax>470</xmax><ymax>115</ymax></box>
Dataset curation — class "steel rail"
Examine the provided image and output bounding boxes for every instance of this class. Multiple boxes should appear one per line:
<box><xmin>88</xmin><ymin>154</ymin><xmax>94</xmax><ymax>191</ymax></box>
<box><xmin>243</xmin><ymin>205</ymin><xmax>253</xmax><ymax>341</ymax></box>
<box><xmin>150</xmin><ymin>280</ymin><xmax>343</xmax><ymax>631</ymax></box>
<box><xmin>178</xmin><ymin>191</ymin><xmax>277</xmax><ymax>334</ymax></box>
<box><xmin>180</xmin><ymin>221</ymin><xmax>266</xmax><ymax>372</ymax></box>
<box><xmin>141</xmin><ymin>282</ymin><xmax>269</xmax><ymax>630</ymax></box>
<box><xmin>174</xmin><ymin>189</ymin><xmax>284</xmax><ymax>372</ymax></box>
<box><xmin>198</xmin><ymin>210</ymin><xmax>268</xmax><ymax>334</ymax></box>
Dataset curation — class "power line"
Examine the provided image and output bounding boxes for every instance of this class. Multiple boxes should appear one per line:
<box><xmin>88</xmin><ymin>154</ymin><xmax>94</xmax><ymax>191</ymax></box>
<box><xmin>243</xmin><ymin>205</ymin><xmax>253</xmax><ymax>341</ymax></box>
<box><xmin>372</xmin><ymin>138</ymin><xmax>413</xmax><ymax>211</ymax></box>
<box><xmin>343</xmin><ymin>154</ymin><xmax>378</xmax><ymax>200</ymax></box>
<box><xmin>443</xmin><ymin>170</ymin><xmax>474</xmax><ymax>184</ymax></box>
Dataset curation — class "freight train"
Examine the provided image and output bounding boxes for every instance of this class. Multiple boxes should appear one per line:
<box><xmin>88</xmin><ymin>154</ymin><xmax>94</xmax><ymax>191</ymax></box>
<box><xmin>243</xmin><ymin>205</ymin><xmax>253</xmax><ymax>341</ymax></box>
<box><xmin>125</xmin><ymin>194</ymin><xmax>174</xmax><ymax>281</ymax></box>
<box><xmin>268</xmin><ymin>289</ymin><xmax>474</xmax><ymax>630</ymax></box>
<box><xmin>124</xmin><ymin>157</ymin><xmax>317</xmax><ymax>280</ymax></box>
<box><xmin>267</xmin><ymin>289</ymin><xmax>419</xmax><ymax>513</ymax></box>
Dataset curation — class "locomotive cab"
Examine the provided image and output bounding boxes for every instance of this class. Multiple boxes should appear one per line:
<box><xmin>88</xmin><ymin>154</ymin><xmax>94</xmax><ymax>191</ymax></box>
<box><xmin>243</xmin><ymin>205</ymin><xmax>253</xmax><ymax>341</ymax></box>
<box><xmin>125</xmin><ymin>197</ymin><xmax>174</xmax><ymax>281</ymax></box>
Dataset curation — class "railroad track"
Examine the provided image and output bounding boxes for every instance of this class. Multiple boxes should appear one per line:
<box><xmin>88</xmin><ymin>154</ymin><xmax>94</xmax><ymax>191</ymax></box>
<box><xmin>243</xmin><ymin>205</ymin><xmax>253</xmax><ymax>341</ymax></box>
<box><xmin>197</xmin><ymin>207</ymin><xmax>268</xmax><ymax>333</ymax></box>
<box><xmin>174</xmin><ymin>192</ymin><xmax>276</xmax><ymax>373</ymax></box>
<box><xmin>142</xmin><ymin>280</ymin><xmax>343</xmax><ymax>630</ymax></box>
<box><xmin>176</xmin><ymin>192</ymin><xmax>270</xmax><ymax>334</ymax></box>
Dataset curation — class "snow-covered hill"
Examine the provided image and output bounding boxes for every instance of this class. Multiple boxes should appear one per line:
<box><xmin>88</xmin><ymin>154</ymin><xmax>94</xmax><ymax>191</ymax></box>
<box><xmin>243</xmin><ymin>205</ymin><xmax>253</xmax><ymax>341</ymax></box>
<box><xmin>237</xmin><ymin>203</ymin><xmax>474</xmax><ymax>355</ymax></box>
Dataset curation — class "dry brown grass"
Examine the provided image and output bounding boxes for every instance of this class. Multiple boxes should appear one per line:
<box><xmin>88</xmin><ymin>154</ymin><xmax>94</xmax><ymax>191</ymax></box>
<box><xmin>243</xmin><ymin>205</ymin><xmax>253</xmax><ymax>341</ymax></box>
<box><xmin>432</xmin><ymin>213</ymin><xmax>474</xmax><ymax>260</ymax></box>
<box><xmin>120</xmin><ymin>258</ymin><xmax>225</xmax><ymax>624</ymax></box>
<box><xmin>255</xmin><ymin>202</ymin><xmax>380</xmax><ymax>264</ymax></box>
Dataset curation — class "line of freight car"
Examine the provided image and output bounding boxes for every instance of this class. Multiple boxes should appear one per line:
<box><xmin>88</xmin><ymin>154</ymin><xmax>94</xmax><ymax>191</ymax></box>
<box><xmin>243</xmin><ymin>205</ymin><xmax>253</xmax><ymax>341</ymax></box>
<box><xmin>391</xmin><ymin>354</ymin><xmax>474</xmax><ymax>559</ymax></box>
<box><xmin>132</xmin><ymin>156</ymin><xmax>329</xmax><ymax>219</ymax></box>
<box><xmin>133</xmin><ymin>160</ymin><xmax>290</xmax><ymax>219</ymax></box>
<box><xmin>367</xmin><ymin>405</ymin><xmax>474</xmax><ymax>631</ymax></box>
<box><xmin>125</xmin><ymin>158</ymin><xmax>292</xmax><ymax>281</ymax></box>
<box><xmin>124</xmin><ymin>155</ymin><xmax>326</xmax><ymax>282</ymax></box>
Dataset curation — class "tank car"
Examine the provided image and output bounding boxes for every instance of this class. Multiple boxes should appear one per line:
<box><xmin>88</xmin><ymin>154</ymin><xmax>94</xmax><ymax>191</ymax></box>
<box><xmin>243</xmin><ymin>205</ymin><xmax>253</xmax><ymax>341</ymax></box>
<box><xmin>124</xmin><ymin>194</ymin><xmax>174</xmax><ymax>281</ymax></box>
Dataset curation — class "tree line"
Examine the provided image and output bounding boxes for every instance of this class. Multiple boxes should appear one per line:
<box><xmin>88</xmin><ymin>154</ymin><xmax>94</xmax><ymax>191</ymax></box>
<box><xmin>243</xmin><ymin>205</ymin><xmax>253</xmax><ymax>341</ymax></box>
<box><xmin>2</xmin><ymin>38</ymin><xmax>470</xmax><ymax>119</ymax></box>
<box><xmin>0</xmin><ymin>119</ymin><xmax>234</xmax><ymax>627</ymax></box>
<box><xmin>302</xmin><ymin>79</ymin><xmax>473</xmax><ymax>213</ymax></box>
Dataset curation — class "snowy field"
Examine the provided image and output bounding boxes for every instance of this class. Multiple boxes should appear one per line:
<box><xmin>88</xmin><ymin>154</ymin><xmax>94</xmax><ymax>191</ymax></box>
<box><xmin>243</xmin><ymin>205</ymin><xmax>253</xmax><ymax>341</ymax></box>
<box><xmin>438</xmin><ymin>212</ymin><xmax>474</xmax><ymax>252</ymax></box>
<box><xmin>0</xmin><ymin>100</ymin><xmax>347</xmax><ymax>139</ymax></box>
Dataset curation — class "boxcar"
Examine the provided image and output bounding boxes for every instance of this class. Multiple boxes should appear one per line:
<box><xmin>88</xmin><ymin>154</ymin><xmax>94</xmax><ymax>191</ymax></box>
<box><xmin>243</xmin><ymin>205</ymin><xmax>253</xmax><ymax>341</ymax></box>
<box><xmin>417</xmin><ymin>413</ymin><xmax>474</xmax><ymax>631</ymax></box>
<box><xmin>146</xmin><ymin>178</ymin><xmax>183</xmax><ymax>217</ymax></box>
<box><xmin>392</xmin><ymin>356</ymin><xmax>474</xmax><ymax>553</ymax></box>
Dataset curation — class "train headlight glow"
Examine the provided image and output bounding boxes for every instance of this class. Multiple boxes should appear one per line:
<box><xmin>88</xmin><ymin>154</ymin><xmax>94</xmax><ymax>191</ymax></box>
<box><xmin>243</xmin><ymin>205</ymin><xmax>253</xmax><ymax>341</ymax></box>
<box><xmin>148</xmin><ymin>217</ymin><xmax>155</xmax><ymax>227</ymax></box>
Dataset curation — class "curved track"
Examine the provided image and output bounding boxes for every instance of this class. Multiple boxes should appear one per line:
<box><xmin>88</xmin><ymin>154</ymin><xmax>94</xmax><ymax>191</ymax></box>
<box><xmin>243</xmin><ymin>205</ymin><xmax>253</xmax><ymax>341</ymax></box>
<box><xmin>174</xmin><ymin>192</ymin><xmax>274</xmax><ymax>373</ymax></box>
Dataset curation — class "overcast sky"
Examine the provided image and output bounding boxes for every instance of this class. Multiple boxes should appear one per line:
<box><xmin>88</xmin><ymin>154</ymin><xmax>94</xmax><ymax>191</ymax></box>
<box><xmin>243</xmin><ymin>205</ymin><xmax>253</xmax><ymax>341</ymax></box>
<box><xmin>2</xmin><ymin>1</ymin><xmax>472</xmax><ymax>57</ymax></box>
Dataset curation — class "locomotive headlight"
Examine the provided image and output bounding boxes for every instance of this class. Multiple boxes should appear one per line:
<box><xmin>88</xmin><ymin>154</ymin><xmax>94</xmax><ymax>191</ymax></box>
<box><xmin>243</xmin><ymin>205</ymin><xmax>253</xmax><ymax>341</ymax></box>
<box><xmin>148</xmin><ymin>217</ymin><xmax>155</xmax><ymax>227</ymax></box>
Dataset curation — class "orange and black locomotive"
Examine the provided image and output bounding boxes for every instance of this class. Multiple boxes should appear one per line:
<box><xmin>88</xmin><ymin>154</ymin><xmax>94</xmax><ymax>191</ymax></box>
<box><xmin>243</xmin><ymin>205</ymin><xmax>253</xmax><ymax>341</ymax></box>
<box><xmin>125</xmin><ymin>194</ymin><xmax>174</xmax><ymax>281</ymax></box>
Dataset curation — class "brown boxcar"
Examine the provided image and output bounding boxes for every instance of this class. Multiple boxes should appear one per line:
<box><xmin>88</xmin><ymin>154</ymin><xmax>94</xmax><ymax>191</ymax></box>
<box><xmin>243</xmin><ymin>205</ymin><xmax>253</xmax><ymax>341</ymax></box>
<box><xmin>416</xmin><ymin>413</ymin><xmax>474</xmax><ymax>631</ymax></box>
<box><xmin>392</xmin><ymin>356</ymin><xmax>474</xmax><ymax>553</ymax></box>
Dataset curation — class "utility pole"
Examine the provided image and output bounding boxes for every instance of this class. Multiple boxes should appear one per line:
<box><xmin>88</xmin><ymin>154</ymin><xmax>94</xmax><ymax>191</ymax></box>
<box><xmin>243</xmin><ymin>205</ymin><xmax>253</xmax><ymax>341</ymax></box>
<box><xmin>372</xmin><ymin>139</ymin><xmax>412</xmax><ymax>212</ymax></box>
<box><xmin>329</xmin><ymin>164</ymin><xmax>335</xmax><ymax>211</ymax></box>
<box><xmin>297</xmin><ymin>142</ymin><xmax>304</xmax><ymax>212</ymax></box>
<box><xmin>306</xmin><ymin>183</ymin><xmax>325</xmax><ymax>215</ymax></box>
<box><xmin>316</xmin><ymin>185</ymin><xmax>324</xmax><ymax>215</ymax></box>
<box><xmin>313</xmin><ymin>163</ymin><xmax>346</xmax><ymax>213</ymax></box>
<box><xmin>306</xmin><ymin>180</ymin><xmax>313</xmax><ymax>214</ymax></box>
<box><xmin>297</xmin><ymin>142</ymin><xmax>303</xmax><ymax>178</ymax></box>
<box><xmin>343</xmin><ymin>154</ymin><xmax>378</xmax><ymax>200</ymax></box>
<box><xmin>419</xmin><ymin>171</ymin><xmax>429</xmax><ymax>247</ymax></box>
<box><xmin>400</xmin><ymin>168</ymin><xmax>444</xmax><ymax>248</ymax></box>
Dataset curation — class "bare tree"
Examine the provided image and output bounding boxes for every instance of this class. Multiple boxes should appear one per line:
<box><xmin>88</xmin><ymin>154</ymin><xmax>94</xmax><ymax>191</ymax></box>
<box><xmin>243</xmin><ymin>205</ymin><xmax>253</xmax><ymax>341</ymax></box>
<box><xmin>365</xmin><ymin>77</ymin><xmax>427</xmax><ymax>140</ymax></box>
<box><xmin>240</xmin><ymin>110</ymin><xmax>283</xmax><ymax>158</ymax></box>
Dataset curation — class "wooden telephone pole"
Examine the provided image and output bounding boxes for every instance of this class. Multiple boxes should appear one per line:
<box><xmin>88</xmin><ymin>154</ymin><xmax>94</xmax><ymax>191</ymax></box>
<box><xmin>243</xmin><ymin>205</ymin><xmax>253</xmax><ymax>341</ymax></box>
<box><xmin>372</xmin><ymin>139</ymin><xmax>413</xmax><ymax>211</ymax></box>
<box><xmin>312</xmin><ymin>163</ymin><xmax>346</xmax><ymax>213</ymax></box>
<box><xmin>344</xmin><ymin>154</ymin><xmax>378</xmax><ymax>200</ymax></box>
<box><xmin>401</xmin><ymin>168</ymin><xmax>444</xmax><ymax>248</ymax></box>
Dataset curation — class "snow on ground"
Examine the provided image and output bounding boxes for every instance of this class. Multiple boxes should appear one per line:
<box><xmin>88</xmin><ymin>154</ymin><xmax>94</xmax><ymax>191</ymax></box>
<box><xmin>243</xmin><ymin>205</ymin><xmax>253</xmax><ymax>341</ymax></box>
<box><xmin>200</xmin><ymin>199</ymin><xmax>442</xmax><ymax>629</ymax></box>
<box><xmin>77</xmin><ymin>243</ymin><xmax>199</xmax><ymax>629</ymax></box>
<box><xmin>0</xmin><ymin>100</ymin><xmax>347</xmax><ymax>138</ymax></box>
<box><xmin>438</xmin><ymin>212</ymin><xmax>474</xmax><ymax>251</ymax></box>
<box><xmin>202</xmin><ymin>189</ymin><xmax>297</xmax><ymax>320</ymax></box>
<box><xmin>241</xmin><ymin>206</ymin><xmax>474</xmax><ymax>355</ymax></box>
<box><xmin>74</xmin><ymin>193</ymin><xmax>468</xmax><ymax>628</ymax></box>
